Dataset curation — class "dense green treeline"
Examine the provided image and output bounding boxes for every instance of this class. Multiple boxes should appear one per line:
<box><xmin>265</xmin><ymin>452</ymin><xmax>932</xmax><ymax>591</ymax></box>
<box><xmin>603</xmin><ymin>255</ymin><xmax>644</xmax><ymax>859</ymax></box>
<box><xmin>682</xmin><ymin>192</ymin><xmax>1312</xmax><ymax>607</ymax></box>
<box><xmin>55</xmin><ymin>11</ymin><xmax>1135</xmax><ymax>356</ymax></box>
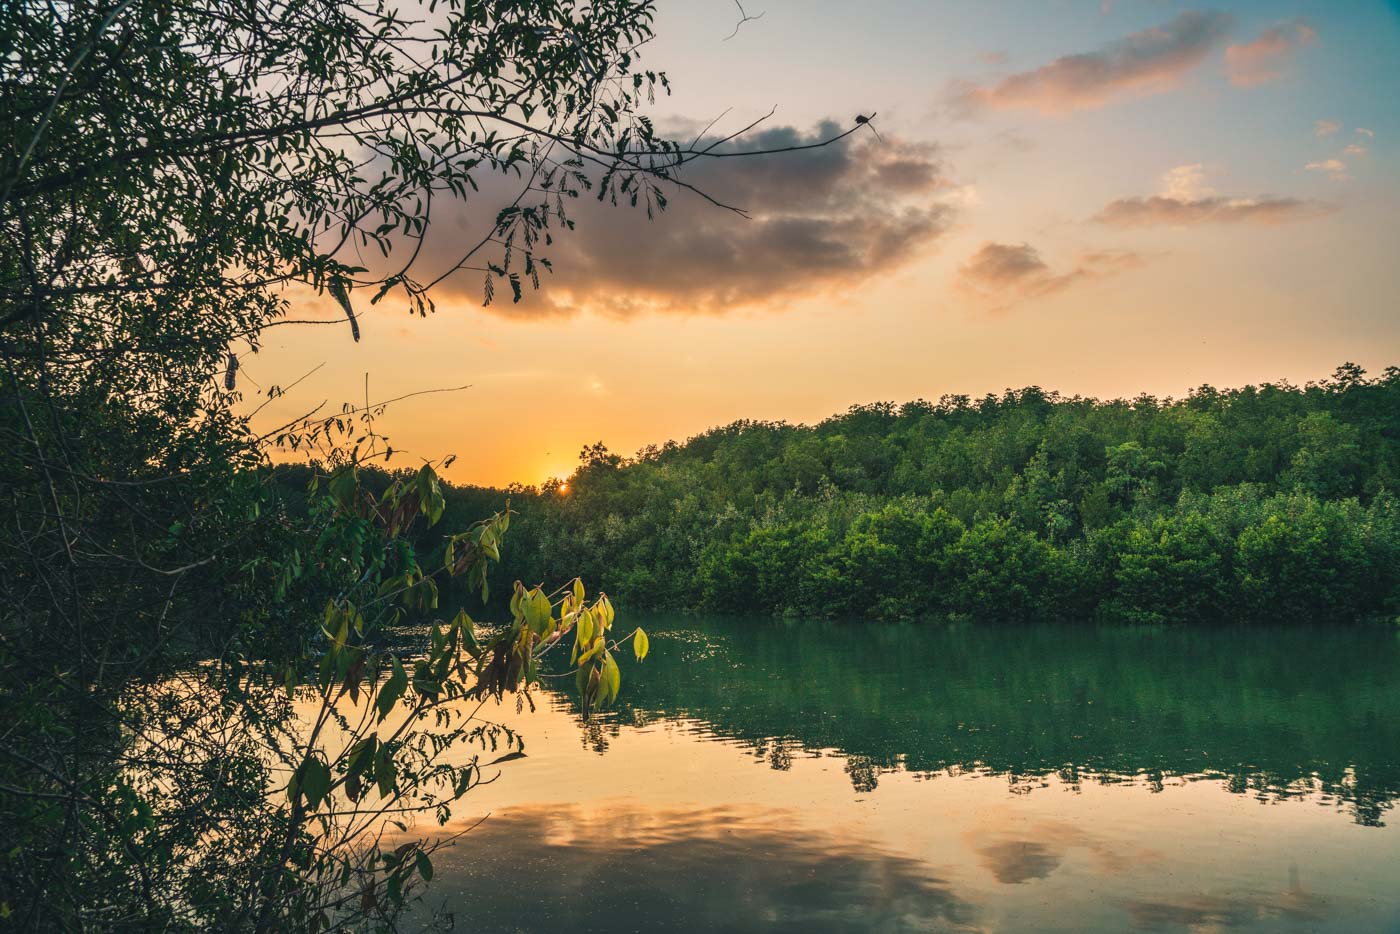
<box><xmin>445</xmin><ymin>364</ymin><xmax>1400</xmax><ymax>623</ymax></box>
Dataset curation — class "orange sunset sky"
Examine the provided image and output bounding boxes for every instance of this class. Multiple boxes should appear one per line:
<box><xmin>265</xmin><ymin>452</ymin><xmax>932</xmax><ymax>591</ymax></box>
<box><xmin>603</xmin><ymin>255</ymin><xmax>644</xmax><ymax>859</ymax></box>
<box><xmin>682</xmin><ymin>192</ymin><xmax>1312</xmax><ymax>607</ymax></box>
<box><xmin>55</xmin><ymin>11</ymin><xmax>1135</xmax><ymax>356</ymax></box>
<box><xmin>244</xmin><ymin>0</ymin><xmax>1400</xmax><ymax>487</ymax></box>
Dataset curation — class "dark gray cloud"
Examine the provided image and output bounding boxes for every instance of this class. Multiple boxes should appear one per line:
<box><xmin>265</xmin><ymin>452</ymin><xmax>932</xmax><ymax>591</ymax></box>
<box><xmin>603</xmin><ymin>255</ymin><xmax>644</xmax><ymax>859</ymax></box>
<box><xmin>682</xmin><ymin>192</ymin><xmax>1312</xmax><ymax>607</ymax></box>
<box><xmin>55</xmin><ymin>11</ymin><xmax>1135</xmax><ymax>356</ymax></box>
<box><xmin>952</xmin><ymin>11</ymin><xmax>1232</xmax><ymax>115</ymax></box>
<box><xmin>412</xmin><ymin>121</ymin><xmax>956</xmax><ymax>318</ymax></box>
<box><xmin>1096</xmin><ymin>194</ymin><xmax>1334</xmax><ymax>226</ymax></box>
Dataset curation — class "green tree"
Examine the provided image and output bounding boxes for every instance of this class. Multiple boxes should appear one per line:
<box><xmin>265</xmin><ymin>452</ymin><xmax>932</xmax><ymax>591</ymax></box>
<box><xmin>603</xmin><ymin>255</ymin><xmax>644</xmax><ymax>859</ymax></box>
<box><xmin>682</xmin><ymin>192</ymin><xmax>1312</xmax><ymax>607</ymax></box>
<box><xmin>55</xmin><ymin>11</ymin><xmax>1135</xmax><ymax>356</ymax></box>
<box><xmin>1100</xmin><ymin>514</ymin><xmax>1231</xmax><ymax>625</ymax></box>
<box><xmin>491</xmin><ymin>366</ymin><xmax>1399</xmax><ymax>624</ymax></box>
<box><xmin>2</xmin><ymin>0</ymin><xmax>842</xmax><ymax>925</ymax></box>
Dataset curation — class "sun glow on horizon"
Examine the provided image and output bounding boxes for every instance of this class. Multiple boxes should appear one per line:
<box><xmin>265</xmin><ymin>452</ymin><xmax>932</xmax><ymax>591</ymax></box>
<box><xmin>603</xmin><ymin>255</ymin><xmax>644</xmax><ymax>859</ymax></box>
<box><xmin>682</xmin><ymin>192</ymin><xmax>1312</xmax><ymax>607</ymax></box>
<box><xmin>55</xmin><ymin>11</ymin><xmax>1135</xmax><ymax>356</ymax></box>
<box><xmin>241</xmin><ymin>1</ymin><xmax>1400</xmax><ymax>490</ymax></box>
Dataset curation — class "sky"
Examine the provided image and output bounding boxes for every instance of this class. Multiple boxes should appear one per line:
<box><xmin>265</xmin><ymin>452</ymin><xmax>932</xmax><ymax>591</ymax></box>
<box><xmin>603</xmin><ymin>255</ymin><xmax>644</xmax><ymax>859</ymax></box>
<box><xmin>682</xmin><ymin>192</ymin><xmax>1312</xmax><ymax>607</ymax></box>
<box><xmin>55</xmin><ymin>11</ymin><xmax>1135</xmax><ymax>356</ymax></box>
<box><xmin>246</xmin><ymin>0</ymin><xmax>1400</xmax><ymax>487</ymax></box>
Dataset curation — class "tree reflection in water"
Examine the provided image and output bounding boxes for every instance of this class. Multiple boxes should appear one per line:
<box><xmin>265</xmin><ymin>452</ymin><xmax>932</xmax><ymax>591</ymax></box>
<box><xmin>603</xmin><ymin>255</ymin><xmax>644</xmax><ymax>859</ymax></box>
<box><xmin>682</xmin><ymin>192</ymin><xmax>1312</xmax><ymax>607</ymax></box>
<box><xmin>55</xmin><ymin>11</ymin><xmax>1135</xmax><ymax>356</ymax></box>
<box><xmin>547</xmin><ymin>618</ymin><xmax>1400</xmax><ymax>826</ymax></box>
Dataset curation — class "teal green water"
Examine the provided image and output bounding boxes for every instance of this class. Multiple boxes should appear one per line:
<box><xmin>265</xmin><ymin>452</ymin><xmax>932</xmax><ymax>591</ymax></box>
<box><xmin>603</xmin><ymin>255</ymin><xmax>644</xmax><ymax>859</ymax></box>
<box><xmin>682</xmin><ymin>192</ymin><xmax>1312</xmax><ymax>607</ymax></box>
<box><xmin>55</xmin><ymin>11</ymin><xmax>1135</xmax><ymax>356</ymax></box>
<box><xmin>416</xmin><ymin>619</ymin><xmax>1400</xmax><ymax>932</ymax></box>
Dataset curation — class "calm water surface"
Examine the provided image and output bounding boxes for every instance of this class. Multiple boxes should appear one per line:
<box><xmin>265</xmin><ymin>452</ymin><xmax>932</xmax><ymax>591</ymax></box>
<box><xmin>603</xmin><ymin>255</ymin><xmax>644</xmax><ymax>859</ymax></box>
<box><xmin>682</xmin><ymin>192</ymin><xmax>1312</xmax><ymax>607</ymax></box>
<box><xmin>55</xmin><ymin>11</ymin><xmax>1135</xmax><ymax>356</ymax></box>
<box><xmin>410</xmin><ymin>618</ymin><xmax>1400</xmax><ymax>932</ymax></box>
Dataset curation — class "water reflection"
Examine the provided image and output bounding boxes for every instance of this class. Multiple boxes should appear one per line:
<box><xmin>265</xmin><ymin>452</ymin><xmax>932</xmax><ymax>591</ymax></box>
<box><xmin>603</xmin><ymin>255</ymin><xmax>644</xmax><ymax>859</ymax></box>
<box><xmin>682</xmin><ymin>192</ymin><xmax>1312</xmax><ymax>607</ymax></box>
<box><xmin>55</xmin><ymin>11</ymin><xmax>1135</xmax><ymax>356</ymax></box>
<box><xmin>399</xmin><ymin>618</ymin><xmax>1400</xmax><ymax>931</ymax></box>
<box><xmin>1123</xmin><ymin>865</ymin><xmax>1331</xmax><ymax>930</ymax></box>
<box><xmin>581</xmin><ymin>619</ymin><xmax>1400</xmax><ymax>826</ymax></box>
<box><xmin>419</xmin><ymin>802</ymin><xmax>980</xmax><ymax>932</ymax></box>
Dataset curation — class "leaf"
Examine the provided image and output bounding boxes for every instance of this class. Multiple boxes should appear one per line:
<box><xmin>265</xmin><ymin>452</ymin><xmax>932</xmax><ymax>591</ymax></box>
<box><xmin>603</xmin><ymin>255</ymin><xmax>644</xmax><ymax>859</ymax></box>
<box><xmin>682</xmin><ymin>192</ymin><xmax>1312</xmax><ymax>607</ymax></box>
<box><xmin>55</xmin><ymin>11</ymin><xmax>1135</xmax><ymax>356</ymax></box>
<box><xmin>525</xmin><ymin>589</ymin><xmax>552</xmax><ymax>635</ymax></box>
<box><xmin>329</xmin><ymin>277</ymin><xmax>360</xmax><ymax>342</ymax></box>
<box><xmin>375</xmin><ymin>744</ymin><xmax>397</xmax><ymax>798</ymax></box>
<box><xmin>633</xmin><ymin>627</ymin><xmax>649</xmax><ymax>662</ymax></box>
<box><xmin>602</xmin><ymin>653</ymin><xmax>621</xmax><ymax>704</ymax></box>
<box><xmin>377</xmin><ymin>655</ymin><xmax>407</xmax><ymax>722</ymax></box>
<box><xmin>454</xmin><ymin>609</ymin><xmax>481</xmax><ymax>659</ymax></box>
<box><xmin>577</xmin><ymin>637</ymin><xmax>605</xmax><ymax>666</ymax></box>
<box><xmin>573</xmin><ymin>609</ymin><xmax>595</xmax><ymax>663</ymax></box>
<box><xmin>345</xmin><ymin>737</ymin><xmax>377</xmax><ymax>802</ymax></box>
<box><xmin>415</xmin><ymin>851</ymin><xmax>434</xmax><ymax>882</ymax></box>
<box><xmin>484</xmin><ymin>750</ymin><xmax>527</xmax><ymax>767</ymax></box>
<box><xmin>416</xmin><ymin>466</ymin><xmax>445</xmax><ymax>525</ymax></box>
<box><xmin>327</xmin><ymin>466</ymin><xmax>358</xmax><ymax>510</ymax></box>
<box><xmin>299</xmin><ymin>756</ymin><xmax>332</xmax><ymax>809</ymax></box>
<box><xmin>576</xmin><ymin>663</ymin><xmax>591</xmax><ymax>707</ymax></box>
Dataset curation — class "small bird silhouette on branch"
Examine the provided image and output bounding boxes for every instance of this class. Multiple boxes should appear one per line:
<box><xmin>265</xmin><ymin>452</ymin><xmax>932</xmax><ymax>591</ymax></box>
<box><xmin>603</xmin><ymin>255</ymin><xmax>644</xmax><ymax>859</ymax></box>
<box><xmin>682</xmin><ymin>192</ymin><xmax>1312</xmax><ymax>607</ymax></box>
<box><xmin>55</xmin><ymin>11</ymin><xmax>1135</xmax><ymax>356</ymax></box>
<box><xmin>855</xmin><ymin>112</ymin><xmax>883</xmax><ymax>142</ymax></box>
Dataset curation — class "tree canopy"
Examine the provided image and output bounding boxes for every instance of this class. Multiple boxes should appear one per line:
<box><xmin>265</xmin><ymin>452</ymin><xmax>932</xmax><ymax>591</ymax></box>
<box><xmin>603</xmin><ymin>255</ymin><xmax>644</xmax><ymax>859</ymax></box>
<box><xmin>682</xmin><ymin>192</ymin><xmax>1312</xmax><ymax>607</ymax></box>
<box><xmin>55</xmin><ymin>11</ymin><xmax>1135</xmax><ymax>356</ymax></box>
<box><xmin>488</xmin><ymin>365</ymin><xmax>1400</xmax><ymax>624</ymax></box>
<box><xmin>0</xmin><ymin>0</ymin><xmax>802</xmax><ymax>926</ymax></box>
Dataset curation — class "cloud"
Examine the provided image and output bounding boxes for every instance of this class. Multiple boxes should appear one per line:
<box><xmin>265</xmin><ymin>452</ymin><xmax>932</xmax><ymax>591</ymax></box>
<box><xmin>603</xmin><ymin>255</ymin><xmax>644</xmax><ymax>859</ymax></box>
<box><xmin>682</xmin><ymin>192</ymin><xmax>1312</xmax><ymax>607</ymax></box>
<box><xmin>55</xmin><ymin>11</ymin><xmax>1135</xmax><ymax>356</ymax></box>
<box><xmin>972</xmin><ymin>819</ymin><xmax>1163</xmax><ymax>885</ymax></box>
<box><xmin>1097</xmin><ymin>195</ymin><xmax>1333</xmax><ymax>226</ymax></box>
<box><xmin>1355</xmin><ymin>127</ymin><xmax>1375</xmax><ymax>138</ymax></box>
<box><xmin>1343</xmin><ymin>143</ymin><xmax>1368</xmax><ymax>157</ymax></box>
<box><xmin>1225</xmin><ymin>19</ymin><xmax>1316</xmax><ymax>87</ymax></box>
<box><xmin>951</xmin><ymin>12</ymin><xmax>1232</xmax><ymax>115</ymax></box>
<box><xmin>1125</xmin><ymin>867</ymin><xmax>1328</xmax><ymax>930</ymax></box>
<box><xmin>411</xmin><ymin>121</ymin><xmax>956</xmax><ymax>318</ymax></box>
<box><xmin>1160</xmin><ymin>163</ymin><xmax>1213</xmax><ymax>201</ymax></box>
<box><xmin>427</xmin><ymin>802</ymin><xmax>982</xmax><ymax>932</ymax></box>
<box><xmin>1314</xmin><ymin>119</ymin><xmax>1341</xmax><ymax>137</ymax></box>
<box><xmin>957</xmin><ymin>242</ymin><xmax>1142</xmax><ymax>312</ymax></box>
<box><xmin>977</xmin><ymin>840</ymin><xmax>1063</xmax><ymax>884</ymax></box>
<box><xmin>1305</xmin><ymin>158</ymin><xmax>1348</xmax><ymax>180</ymax></box>
<box><xmin>1095</xmin><ymin>163</ymin><xmax>1335</xmax><ymax>226</ymax></box>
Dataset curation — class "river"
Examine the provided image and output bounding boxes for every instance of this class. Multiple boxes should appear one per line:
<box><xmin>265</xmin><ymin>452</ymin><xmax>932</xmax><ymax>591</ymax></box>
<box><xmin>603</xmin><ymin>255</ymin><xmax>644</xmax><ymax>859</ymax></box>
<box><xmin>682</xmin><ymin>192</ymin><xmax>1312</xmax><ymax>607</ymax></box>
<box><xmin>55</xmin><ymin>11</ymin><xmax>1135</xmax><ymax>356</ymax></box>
<box><xmin>406</xmin><ymin>617</ymin><xmax>1400</xmax><ymax>931</ymax></box>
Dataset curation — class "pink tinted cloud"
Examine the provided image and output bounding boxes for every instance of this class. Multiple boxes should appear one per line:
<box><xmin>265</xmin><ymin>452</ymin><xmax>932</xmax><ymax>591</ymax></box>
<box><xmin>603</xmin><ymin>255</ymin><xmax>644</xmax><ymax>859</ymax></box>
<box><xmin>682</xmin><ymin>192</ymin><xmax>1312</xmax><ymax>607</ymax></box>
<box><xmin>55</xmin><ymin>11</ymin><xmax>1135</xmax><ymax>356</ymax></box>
<box><xmin>1096</xmin><ymin>194</ymin><xmax>1334</xmax><ymax>227</ymax></box>
<box><xmin>957</xmin><ymin>242</ymin><xmax>1143</xmax><ymax>312</ymax></box>
<box><xmin>1304</xmin><ymin>158</ymin><xmax>1348</xmax><ymax>181</ymax></box>
<box><xmin>1225</xmin><ymin>20</ymin><xmax>1317</xmax><ymax>87</ymax></box>
<box><xmin>952</xmin><ymin>12</ymin><xmax>1231</xmax><ymax>115</ymax></box>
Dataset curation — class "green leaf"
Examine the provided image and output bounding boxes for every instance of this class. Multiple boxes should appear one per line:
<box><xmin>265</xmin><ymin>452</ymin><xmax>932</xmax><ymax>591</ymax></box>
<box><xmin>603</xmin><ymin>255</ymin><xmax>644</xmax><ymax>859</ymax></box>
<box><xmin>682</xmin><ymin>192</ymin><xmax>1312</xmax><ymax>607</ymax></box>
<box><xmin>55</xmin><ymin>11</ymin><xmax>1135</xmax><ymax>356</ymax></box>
<box><xmin>412</xmin><ymin>660</ymin><xmax>441</xmax><ymax>698</ymax></box>
<box><xmin>525</xmin><ymin>588</ymin><xmax>552</xmax><ymax>635</ymax></box>
<box><xmin>328</xmin><ymin>466</ymin><xmax>358</xmax><ymax>509</ymax></box>
<box><xmin>377</xmin><ymin>656</ymin><xmax>407</xmax><ymax>722</ymax></box>
<box><xmin>576</xmin><ymin>663</ymin><xmax>590</xmax><ymax>704</ymax></box>
<box><xmin>454</xmin><ymin>609</ymin><xmax>481</xmax><ymax>658</ymax></box>
<box><xmin>573</xmin><ymin>609</ymin><xmax>595</xmax><ymax>663</ymax></box>
<box><xmin>299</xmin><ymin>756</ymin><xmax>332</xmax><ymax>809</ymax></box>
<box><xmin>375</xmin><ymin>744</ymin><xmax>397</xmax><ymax>798</ymax></box>
<box><xmin>416</xmin><ymin>465</ymin><xmax>445</xmax><ymax>525</ymax></box>
<box><xmin>345</xmin><ymin>737</ymin><xmax>378</xmax><ymax>802</ymax></box>
<box><xmin>602</xmin><ymin>653</ymin><xmax>621</xmax><ymax>704</ymax></box>
<box><xmin>633</xmin><ymin>627</ymin><xmax>649</xmax><ymax>662</ymax></box>
<box><xmin>578</xmin><ymin>637</ymin><xmax>605</xmax><ymax>666</ymax></box>
<box><xmin>415</xmin><ymin>851</ymin><xmax>434</xmax><ymax>882</ymax></box>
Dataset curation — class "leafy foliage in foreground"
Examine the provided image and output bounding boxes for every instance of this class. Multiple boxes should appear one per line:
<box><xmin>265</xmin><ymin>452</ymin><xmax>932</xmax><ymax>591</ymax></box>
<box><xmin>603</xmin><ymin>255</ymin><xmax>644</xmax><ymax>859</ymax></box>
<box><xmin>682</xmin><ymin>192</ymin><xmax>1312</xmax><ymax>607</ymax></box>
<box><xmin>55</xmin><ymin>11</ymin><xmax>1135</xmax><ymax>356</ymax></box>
<box><xmin>491</xmin><ymin>364</ymin><xmax>1400</xmax><ymax>623</ymax></box>
<box><xmin>2</xmin><ymin>0</ymin><xmax>678</xmax><ymax>927</ymax></box>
